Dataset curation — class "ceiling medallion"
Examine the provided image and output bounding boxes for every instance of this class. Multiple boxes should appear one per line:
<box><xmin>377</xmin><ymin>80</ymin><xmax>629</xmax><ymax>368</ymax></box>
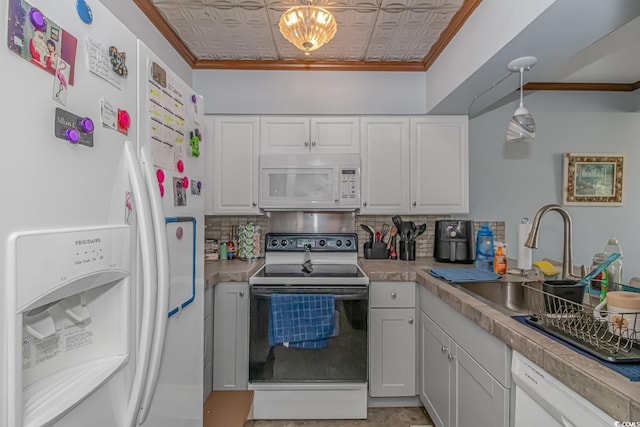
<box><xmin>279</xmin><ymin>1</ymin><xmax>337</xmax><ymax>56</ymax></box>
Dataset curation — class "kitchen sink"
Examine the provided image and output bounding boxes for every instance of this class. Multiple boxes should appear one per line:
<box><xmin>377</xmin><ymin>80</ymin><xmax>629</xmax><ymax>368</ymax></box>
<box><xmin>450</xmin><ymin>281</ymin><xmax>534</xmax><ymax>315</ymax></box>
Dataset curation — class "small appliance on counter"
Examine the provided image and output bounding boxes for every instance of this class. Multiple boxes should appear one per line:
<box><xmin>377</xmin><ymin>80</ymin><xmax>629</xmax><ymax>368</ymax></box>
<box><xmin>434</xmin><ymin>220</ymin><xmax>475</xmax><ymax>263</ymax></box>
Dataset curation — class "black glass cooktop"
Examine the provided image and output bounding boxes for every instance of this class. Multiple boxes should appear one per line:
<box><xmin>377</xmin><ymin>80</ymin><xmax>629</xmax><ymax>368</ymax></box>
<box><xmin>254</xmin><ymin>263</ymin><xmax>364</xmax><ymax>278</ymax></box>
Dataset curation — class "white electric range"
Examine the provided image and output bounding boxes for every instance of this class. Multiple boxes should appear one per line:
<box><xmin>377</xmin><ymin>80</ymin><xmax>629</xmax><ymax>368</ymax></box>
<box><xmin>248</xmin><ymin>232</ymin><xmax>369</xmax><ymax>420</ymax></box>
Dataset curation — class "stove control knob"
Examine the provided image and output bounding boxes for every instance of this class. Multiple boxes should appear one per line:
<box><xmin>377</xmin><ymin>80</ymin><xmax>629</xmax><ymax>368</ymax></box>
<box><xmin>345</xmin><ymin>239</ymin><xmax>352</xmax><ymax>247</ymax></box>
<box><xmin>336</xmin><ymin>239</ymin><xmax>342</xmax><ymax>247</ymax></box>
<box><xmin>270</xmin><ymin>239</ymin><xmax>279</xmax><ymax>247</ymax></box>
<box><xmin>280</xmin><ymin>239</ymin><xmax>288</xmax><ymax>247</ymax></box>
<box><xmin>319</xmin><ymin>239</ymin><xmax>326</xmax><ymax>247</ymax></box>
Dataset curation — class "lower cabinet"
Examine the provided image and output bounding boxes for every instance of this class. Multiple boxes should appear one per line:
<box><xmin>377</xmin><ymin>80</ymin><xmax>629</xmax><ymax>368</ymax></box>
<box><xmin>213</xmin><ymin>282</ymin><xmax>249</xmax><ymax>390</ymax></box>
<box><xmin>418</xmin><ymin>286</ymin><xmax>510</xmax><ymax>427</ymax></box>
<box><xmin>369</xmin><ymin>282</ymin><xmax>416</xmax><ymax>397</ymax></box>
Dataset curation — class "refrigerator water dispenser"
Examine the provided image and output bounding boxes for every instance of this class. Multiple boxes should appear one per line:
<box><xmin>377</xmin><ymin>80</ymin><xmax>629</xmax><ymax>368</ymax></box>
<box><xmin>7</xmin><ymin>226</ymin><xmax>132</xmax><ymax>427</ymax></box>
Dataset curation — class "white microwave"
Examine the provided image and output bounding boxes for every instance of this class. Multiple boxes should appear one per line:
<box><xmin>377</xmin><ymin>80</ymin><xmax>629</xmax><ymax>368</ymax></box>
<box><xmin>259</xmin><ymin>154</ymin><xmax>361</xmax><ymax>210</ymax></box>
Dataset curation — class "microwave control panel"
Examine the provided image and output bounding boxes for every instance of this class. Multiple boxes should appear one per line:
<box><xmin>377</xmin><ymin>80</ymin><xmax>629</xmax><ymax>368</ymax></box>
<box><xmin>340</xmin><ymin>168</ymin><xmax>360</xmax><ymax>200</ymax></box>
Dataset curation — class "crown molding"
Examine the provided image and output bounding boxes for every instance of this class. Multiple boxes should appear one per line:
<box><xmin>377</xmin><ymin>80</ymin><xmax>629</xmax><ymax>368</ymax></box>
<box><xmin>192</xmin><ymin>59</ymin><xmax>426</xmax><ymax>72</ymax></box>
<box><xmin>524</xmin><ymin>82</ymin><xmax>639</xmax><ymax>92</ymax></box>
<box><xmin>422</xmin><ymin>0</ymin><xmax>483</xmax><ymax>70</ymax></box>
<box><xmin>133</xmin><ymin>0</ymin><xmax>197</xmax><ymax>66</ymax></box>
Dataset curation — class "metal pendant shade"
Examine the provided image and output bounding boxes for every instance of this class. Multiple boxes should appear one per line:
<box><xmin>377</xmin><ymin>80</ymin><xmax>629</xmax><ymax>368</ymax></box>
<box><xmin>506</xmin><ymin>56</ymin><xmax>537</xmax><ymax>143</ymax></box>
<box><xmin>279</xmin><ymin>2</ymin><xmax>337</xmax><ymax>56</ymax></box>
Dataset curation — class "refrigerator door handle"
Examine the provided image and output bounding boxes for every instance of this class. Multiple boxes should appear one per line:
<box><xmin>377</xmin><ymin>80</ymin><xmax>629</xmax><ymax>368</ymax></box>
<box><xmin>136</xmin><ymin>146</ymin><xmax>171</xmax><ymax>425</ymax></box>
<box><xmin>123</xmin><ymin>141</ymin><xmax>159</xmax><ymax>427</ymax></box>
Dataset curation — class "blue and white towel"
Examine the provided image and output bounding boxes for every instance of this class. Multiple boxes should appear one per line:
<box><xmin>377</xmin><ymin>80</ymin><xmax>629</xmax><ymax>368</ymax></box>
<box><xmin>430</xmin><ymin>268</ymin><xmax>501</xmax><ymax>282</ymax></box>
<box><xmin>269</xmin><ymin>294</ymin><xmax>335</xmax><ymax>349</ymax></box>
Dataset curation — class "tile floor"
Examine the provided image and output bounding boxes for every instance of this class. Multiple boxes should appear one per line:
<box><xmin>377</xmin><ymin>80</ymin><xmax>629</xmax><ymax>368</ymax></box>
<box><xmin>245</xmin><ymin>407</ymin><xmax>434</xmax><ymax>427</ymax></box>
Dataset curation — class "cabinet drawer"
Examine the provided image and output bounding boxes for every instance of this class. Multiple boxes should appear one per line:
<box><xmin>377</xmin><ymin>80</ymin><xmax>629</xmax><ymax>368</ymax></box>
<box><xmin>370</xmin><ymin>282</ymin><xmax>415</xmax><ymax>308</ymax></box>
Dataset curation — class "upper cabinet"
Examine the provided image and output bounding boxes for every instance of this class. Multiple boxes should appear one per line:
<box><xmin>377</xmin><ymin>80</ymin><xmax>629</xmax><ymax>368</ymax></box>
<box><xmin>260</xmin><ymin>117</ymin><xmax>360</xmax><ymax>154</ymax></box>
<box><xmin>410</xmin><ymin>117</ymin><xmax>469</xmax><ymax>214</ymax></box>
<box><xmin>360</xmin><ymin>117</ymin><xmax>411</xmax><ymax>214</ymax></box>
<box><xmin>205</xmin><ymin>116</ymin><xmax>261</xmax><ymax>215</ymax></box>
<box><xmin>360</xmin><ymin>116</ymin><xmax>468</xmax><ymax>215</ymax></box>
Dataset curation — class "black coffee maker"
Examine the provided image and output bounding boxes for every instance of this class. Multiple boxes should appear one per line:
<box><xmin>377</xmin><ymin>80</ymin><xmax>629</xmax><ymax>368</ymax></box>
<box><xmin>434</xmin><ymin>220</ymin><xmax>475</xmax><ymax>263</ymax></box>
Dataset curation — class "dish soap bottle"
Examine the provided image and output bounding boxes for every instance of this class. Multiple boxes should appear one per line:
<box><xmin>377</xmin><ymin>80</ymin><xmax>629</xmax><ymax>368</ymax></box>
<box><xmin>475</xmin><ymin>223</ymin><xmax>494</xmax><ymax>272</ymax></box>
<box><xmin>603</xmin><ymin>237</ymin><xmax>623</xmax><ymax>286</ymax></box>
<box><xmin>494</xmin><ymin>244</ymin><xmax>507</xmax><ymax>275</ymax></box>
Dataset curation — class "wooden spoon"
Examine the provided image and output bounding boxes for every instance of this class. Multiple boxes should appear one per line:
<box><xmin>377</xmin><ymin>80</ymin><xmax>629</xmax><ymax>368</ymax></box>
<box><xmin>387</xmin><ymin>226</ymin><xmax>398</xmax><ymax>249</ymax></box>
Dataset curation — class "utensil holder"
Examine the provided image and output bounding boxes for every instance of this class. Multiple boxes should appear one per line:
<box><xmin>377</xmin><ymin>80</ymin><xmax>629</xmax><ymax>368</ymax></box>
<box><xmin>364</xmin><ymin>242</ymin><xmax>389</xmax><ymax>259</ymax></box>
<box><xmin>399</xmin><ymin>241</ymin><xmax>416</xmax><ymax>261</ymax></box>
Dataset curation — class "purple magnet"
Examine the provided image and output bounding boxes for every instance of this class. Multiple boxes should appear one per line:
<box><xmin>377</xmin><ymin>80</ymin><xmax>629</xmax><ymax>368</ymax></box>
<box><xmin>182</xmin><ymin>176</ymin><xmax>189</xmax><ymax>189</ymax></box>
<box><xmin>176</xmin><ymin>159</ymin><xmax>184</xmax><ymax>173</ymax></box>
<box><xmin>191</xmin><ymin>95</ymin><xmax>197</xmax><ymax>104</ymax></box>
<box><xmin>156</xmin><ymin>168</ymin><xmax>165</xmax><ymax>183</ymax></box>
<box><xmin>197</xmin><ymin>181</ymin><xmax>202</xmax><ymax>190</ymax></box>
<box><xmin>78</xmin><ymin>117</ymin><xmax>94</xmax><ymax>134</ymax></box>
<box><xmin>176</xmin><ymin>226</ymin><xmax>184</xmax><ymax>239</ymax></box>
<box><xmin>159</xmin><ymin>183</ymin><xmax>165</xmax><ymax>197</ymax></box>
<box><xmin>65</xmin><ymin>128</ymin><xmax>80</xmax><ymax>144</ymax></box>
<box><xmin>29</xmin><ymin>8</ymin><xmax>47</xmax><ymax>32</ymax></box>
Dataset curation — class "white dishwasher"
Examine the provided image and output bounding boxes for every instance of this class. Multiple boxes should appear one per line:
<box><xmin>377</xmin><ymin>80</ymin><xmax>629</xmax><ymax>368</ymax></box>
<box><xmin>511</xmin><ymin>351</ymin><xmax>616</xmax><ymax>427</ymax></box>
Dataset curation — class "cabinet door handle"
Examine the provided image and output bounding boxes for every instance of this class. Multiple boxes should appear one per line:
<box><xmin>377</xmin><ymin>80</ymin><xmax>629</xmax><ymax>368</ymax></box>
<box><xmin>304</xmin><ymin>141</ymin><xmax>309</xmax><ymax>147</ymax></box>
<box><xmin>363</xmin><ymin>201</ymin><xmax>367</xmax><ymax>207</ymax></box>
<box><xmin>252</xmin><ymin>202</ymin><xmax>257</xmax><ymax>206</ymax></box>
<box><xmin>441</xmin><ymin>346</ymin><xmax>448</xmax><ymax>352</ymax></box>
<box><xmin>239</xmin><ymin>291</ymin><xmax>245</xmax><ymax>297</ymax></box>
<box><xmin>311</xmin><ymin>141</ymin><xmax>316</xmax><ymax>147</ymax></box>
<box><xmin>391</xmin><ymin>292</ymin><xmax>397</xmax><ymax>299</ymax></box>
<box><xmin>448</xmin><ymin>353</ymin><xmax>455</xmax><ymax>360</ymax></box>
<box><xmin>408</xmin><ymin>318</ymin><xmax>414</xmax><ymax>324</ymax></box>
<box><xmin>412</xmin><ymin>201</ymin><xmax>417</xmax><ymax>206</ymax></box>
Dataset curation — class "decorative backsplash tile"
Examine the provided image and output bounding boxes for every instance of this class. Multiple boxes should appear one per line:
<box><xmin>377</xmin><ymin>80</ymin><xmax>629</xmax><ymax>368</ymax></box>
<box><xmin>205</xmin><ymin>214</ymin><xmax>505</xmax><ymax>259</ymax></box>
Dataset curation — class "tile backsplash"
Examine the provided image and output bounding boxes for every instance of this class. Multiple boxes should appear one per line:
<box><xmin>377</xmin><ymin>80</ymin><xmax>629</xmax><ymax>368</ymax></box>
<box><xmin>205</xmin><ymin>214</ymin><xmax>505</xmax><ymax>259</ymax></box>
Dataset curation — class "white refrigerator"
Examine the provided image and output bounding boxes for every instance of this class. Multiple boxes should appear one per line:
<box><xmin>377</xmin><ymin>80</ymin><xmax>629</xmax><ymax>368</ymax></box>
<box><xmin>0</xmin><ymin>0</ymin><xmax>204</xmax><ymax>426</ymax></box>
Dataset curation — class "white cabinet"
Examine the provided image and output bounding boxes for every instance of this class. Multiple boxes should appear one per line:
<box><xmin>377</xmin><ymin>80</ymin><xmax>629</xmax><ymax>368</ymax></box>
<box><xmin>369</xmin><ymin>282</ymin><xmax>416</xmax><ymax>397</ymax></box>
<box><xmin>418</xmin><ymin>285</ymin><xmax>510</xmax><ymax>427</ymax></box>
<box><xmin>410</xmin><ymin>116</ymin><xmax>469</xmax><ymax>214</ymax></box>
<box><xmin>213</xmin><ymin>282</ymin><xmax>249</xmax><ymax>390</ymax></box>
<box><xmin>203</xmin><ymin>287</ymin><xmax>214</xmax><ymax>400</ymax></box>
<box><xmin>205</xmin><ymin>116</ymin><xmax>260</xmax><ymax>215</ymax></box>
<box><xmin>360</xmin><ymin>116</ymin><xmax>468</xmax><ymax>214</ymax></box>
<box><xmin>360</xmin><ymin>117</ymin><xmax>411</xmax><ymax>214</ymax></box>
<box><xmin>260</xmin><ymin>117</ymin><xmax>360</xmax><ymax>154</ymax></box>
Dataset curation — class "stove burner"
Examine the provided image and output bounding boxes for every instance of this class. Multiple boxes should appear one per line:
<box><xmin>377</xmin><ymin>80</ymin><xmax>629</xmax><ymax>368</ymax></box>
<box><xmin>254</xmin><ymin>264</ymin><xmax>364</xmax><ymax>279</ymax></box>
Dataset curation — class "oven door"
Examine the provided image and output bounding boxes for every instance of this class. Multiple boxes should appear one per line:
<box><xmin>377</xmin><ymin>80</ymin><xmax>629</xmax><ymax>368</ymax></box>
<box><xmin>249</xmin><ymin>285</ymin><xmax>368</xmax><ymax>383</ymax></box>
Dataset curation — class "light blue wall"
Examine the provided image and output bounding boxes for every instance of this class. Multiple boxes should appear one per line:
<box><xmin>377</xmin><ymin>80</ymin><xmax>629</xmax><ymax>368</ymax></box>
<box><xmin>193</xmin><ymin>70</ymin><xmax>427</xmax><ymax>115</ymax></box>
<box><xmin>464</xmin><ymin>91</ymin><xmax>640</xmax><ymax>281</ymax></box>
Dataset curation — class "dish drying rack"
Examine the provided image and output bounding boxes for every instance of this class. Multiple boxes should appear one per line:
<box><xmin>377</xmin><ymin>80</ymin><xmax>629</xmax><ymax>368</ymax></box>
<box><xmin>522</xmin><ymin>282</ymin><xmax>640</xmax><ymax>363</ymax></box>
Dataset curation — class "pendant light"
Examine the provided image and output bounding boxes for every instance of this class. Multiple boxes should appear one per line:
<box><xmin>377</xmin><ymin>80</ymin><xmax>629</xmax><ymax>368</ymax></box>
<box><xmin>279</xmin><ymin>0</ymin><xmax>337</xmax><ymax>56</ymax></box>
<box><xmin>506</xmin><ymin>56</ymin><xmax>537</xmax><ymax>142</ymax></box>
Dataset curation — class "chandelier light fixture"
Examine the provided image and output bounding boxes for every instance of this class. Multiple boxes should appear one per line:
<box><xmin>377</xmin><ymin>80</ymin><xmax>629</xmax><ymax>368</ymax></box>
<box><xmin>279</xmin><ymin>0</ymin><xmax>337</xmax><ymax>56</ymax></box>
<box><xmin>506</xmin><ymin>56</ymin><xmax>537</xmax><ymax>142</ymax></box>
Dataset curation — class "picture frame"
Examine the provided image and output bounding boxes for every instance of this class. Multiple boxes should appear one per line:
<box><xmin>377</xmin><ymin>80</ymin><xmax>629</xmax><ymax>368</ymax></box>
<box><xmin>563</xmin><ymin>153</ymin><xmax>625</xmax><ymax>206</ymax></box>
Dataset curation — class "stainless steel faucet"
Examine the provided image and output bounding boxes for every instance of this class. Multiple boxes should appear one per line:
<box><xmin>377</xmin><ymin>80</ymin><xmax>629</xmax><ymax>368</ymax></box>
<box><xmin>524</xmin><ymin>204</ymin><xmax>578</xmax><ymax>280</ymax></box>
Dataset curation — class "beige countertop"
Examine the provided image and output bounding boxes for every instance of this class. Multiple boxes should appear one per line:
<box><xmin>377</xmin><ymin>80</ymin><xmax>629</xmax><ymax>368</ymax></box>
<box><xmin>205</xmin><ymin>259</ymin><xmax>264</xmax><ymax>289</ymax></box>
<box><xmin>205</xmin><ymin>257</ymin><xmax>640</xmax><ymax>421</ymax></box>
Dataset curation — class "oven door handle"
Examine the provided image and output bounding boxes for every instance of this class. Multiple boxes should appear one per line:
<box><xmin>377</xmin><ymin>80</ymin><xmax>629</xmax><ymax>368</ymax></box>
<box><xmin>251</xmin><ymin>290</ymin><xmax>368</xmax><ymax>301</ymax></box>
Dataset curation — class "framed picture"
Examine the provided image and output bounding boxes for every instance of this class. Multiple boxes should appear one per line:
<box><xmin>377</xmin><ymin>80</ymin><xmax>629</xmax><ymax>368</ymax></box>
<box><xmin>563</xmin><ymin>153</ymin><xmax>625</xmax><ymax>206</ymax></box>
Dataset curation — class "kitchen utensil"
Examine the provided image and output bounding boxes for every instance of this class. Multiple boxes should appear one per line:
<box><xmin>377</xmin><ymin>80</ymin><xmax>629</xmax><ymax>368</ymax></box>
<box><xmin>392</xmin><ymin>215</ymin><xmax>403</xmax><ymax>230</ymax></box>
<box><xmin>387</xmin><ymin>226</ymin><xmax>397</xmax><ymax>249</ymax></box>
<box><xmin>414</xmin><ymin>223</ymin><xmax>426</xmax><ymax>239</ymax></box>
<box><xmin>360</xmin><ymin>223</ymin><xmax>374</xmax><ymax>243</ymax></box>
<box><xmin>380</xmin><ymin>223</ymin><xmax>390</xmax><ymax>242</ymax></box>
<box><xmin>399</xmin><ymin>222</ymin><xmax>413</xmax><ymax>242</ymax></box>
